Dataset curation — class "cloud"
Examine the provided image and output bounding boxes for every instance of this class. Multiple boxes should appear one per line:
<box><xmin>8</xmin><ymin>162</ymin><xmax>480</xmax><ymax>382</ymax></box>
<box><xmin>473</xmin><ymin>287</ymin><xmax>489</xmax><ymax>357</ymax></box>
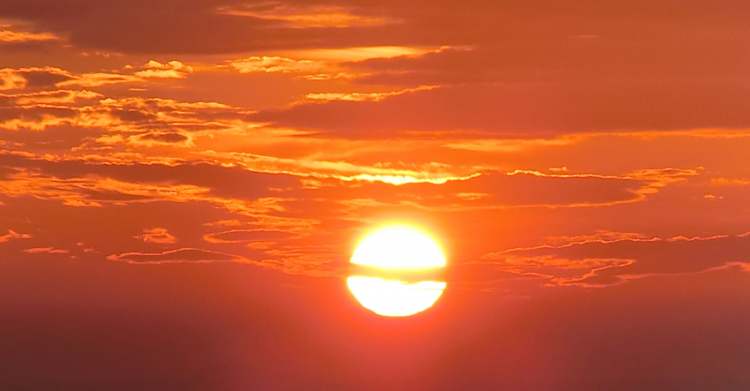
<box><xmin>0</xmin><ymin>0</ymin><xmax>436</xmax><ymax>53</ymax></box>
<box><xmin>224</xmin><ymin>150</ymin><xmax>478</xmax><ymax>186</ymax></box>
<box><xmin>135</xmin><ymin>227</ymin><xmax>177</xmax><ymax>244</ymax></box>
<box><xmin>216</xmin><ymin>3</ymin><xmax>398</xmax><ymax>28</ymax></box>
<box><xmin>230</xmin><ymin>56</ymin><xmax>322</xmax><ymax>74</ymax></box>
<box><xmin>202</xmin><ymin>229</ymin><xmax>291</xmax><ymax>244</ymax></box>
<box><xmin>107</xmin><ymin>248</ymin><xmax>246</xmax><ymax>264</ymax></box>
<box><xmin>541</xmin><ymin>230</ymin><xmax>654</xmax><ymax>247</ymax></box>
<box><xmin>56</xmin><ymin>72</ymin><xmax>141</xmax><ymax>88</ymax></box>
<box><xmin>0</xmin><ymin>229</ymin><xmax>31</xmax><ymax>243</ymax></box>
<box><xmin>0</xmin><ymin>124</ymin><xmax>103</xmax><ymax>151</ymax></box>
<box><xmin>23</xmin><ymin>246</ymin><xmax>68</xmax><ymax>254</ymax></box>
<box><xmin>0</xmin><ymin>153</ymin><xmax>301</xmax><ymax>206</ymax></box>
<box><xmin>0</xmin><ymin>69</ymin><xmax>26</xmax><ymax>90</ymax></box>
<box><xmin>0</xmin><ymin>83</ymin><xmax>240</xmax><ymax>132</ymax></box>
<box><xmin>10</xmin><ymin>89</ymin><xmax>102</xmax><ymax>105</ymax></box>
<box><xmin>483</xmin><ymin>231</ymin><xmax>750</xmax><ymax>287</ymax></box>
<box><xmin>0</xmin><ymin>105</ymin><xmax>77</xmax><ymax>131</ymax></box>
<box><xmin>133</xmin><ymin>60</ymin><xmax>193</xmax><ymax>79</ymax></box>
<box><xmin>0</xmin><ymin>23</ymin><xmax>61</xmax><ymax>50</ymax></box>
<box><xmin>253</xmin><ymin>82</ymin><xmax>750</xmax><ymax>137</ymax></box>
<box><xmin>711</xmin><ymin>177</ymin><xmax>750</xmax><ymax>186</ymax></box>
<box><xmin>0</xmin><ymin>26</ymin><xmax>59</xmax><ymax>43</ymax></box>
<box><xmin>30</xmin><ymin>61</ymin><xmax>192</xmax><ymax>90</ymax></box>
<box><xmin>135</xmin><ymin>131</ymin><xmax>190</xmax><ymax>144</ymax></box>
<box><xmin>0</xmin><ymin>67</ymin><xmax>72</xmax><ymax>90</ymax></box>
<box><xmin>348</xmin><ymin>42</ymin><xmax>749</xmax><ymax>86</ymax></box>
<box><xmin>310</xmin><ymin>167</ymin><xmax>698</xmax><ymax>210</ymax></box>
<box><xmin>304</xmin><ymin>86</ymin><xmax>435</xmax><ymax>102</ymax></box>
<box><xmin>0</xmin><ymin>154</ymin><xmax>318</xmax><ymax>248</ymax></box>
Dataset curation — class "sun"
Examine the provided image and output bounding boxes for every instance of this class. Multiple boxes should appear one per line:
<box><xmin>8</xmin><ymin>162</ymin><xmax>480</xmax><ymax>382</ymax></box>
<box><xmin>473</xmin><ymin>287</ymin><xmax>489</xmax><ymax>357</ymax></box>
<box><xmin>347</xmin><ymin>225</ymin><xmax>447</xmax><ymax>317</ymax></box>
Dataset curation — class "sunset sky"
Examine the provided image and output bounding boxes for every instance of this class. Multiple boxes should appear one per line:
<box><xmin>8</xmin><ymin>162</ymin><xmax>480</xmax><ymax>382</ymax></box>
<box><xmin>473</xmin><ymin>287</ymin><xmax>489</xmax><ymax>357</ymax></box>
<box><xmin>2</xmin><ymin>1</ymin><xmax>750</xmax><ymax>389</ymax></box>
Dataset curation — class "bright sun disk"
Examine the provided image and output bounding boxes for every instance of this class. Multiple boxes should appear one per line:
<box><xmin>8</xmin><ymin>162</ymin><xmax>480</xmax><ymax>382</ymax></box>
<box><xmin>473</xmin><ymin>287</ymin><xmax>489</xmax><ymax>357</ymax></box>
<box><xmin>350</xmin><ymin>225</ymin><xmax>446</xmax><ymax>270</ymax></box>
<box><xmin>347</xmin><ymin>225</ymin><xmax>447</xmax><ymax>317</ymax></box>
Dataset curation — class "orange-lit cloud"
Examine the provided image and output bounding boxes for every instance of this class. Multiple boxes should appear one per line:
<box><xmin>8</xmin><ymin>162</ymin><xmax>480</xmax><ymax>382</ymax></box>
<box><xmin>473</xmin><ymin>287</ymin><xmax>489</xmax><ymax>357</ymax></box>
<box><xmin>230</xmin><ymin>56</ymin><xmax>322</xmax><ymax>74</ymax></box>
<box><xmin>483</xmin><ymin>232</ymin><xmax>750</xmax><ymax>288</ymax></box>
<box><xmin>0</xmin><ymin>30</ymin><xmax>59</xmax><ymax>43</ymax></box>
<box><xmin>23</xmin><ymin>246</ymin><xmax>69</xmax><ymax>254</ymax></box>
<box><xmin>203</xmin><ymin>229</ymin><xmax>291</xmax><ymax>244</ymax></box>
<box><xmin>0</xmin><ymin>26</ymin><xmax>59</xmax><ymax>43</ymax></box>
<box><xmin>133</xmin><ymin>60</ymin><xmax>193</xmax><ymax>79</ymax></box>
<box><xmin>135</xmin><ymin>227</ymin><xmax>177</xmax><ymax>244</ymax></box>
<box><xmin>0</xmin><ymin>229</ymin><xmax>31</xmax><ymax>243</ymax></box>
<box><xmin>253</xmin><ymin>83</ymin><xmax>750</xmax><ymax>137</ymax></box>
<box><xmin>107</xmin><ymin>248</ymin><xmax>246</xmax><ymax>264</ymax></box>
<box><xmin>0</xmin><ymin>67</ymin><xmax>72</xmax><ymax>90</ymax></box>
<box><xmin>0</xmin><ymin>69</ymin><xmax>27</xmax><ymax>90</ymax></box>
<box><xmin>215</xmin><ymin>2</ymin><xmax>398</xmax><ymax>28</ymax></box>
<box><xmin>56</xmin><ymin>72</ymin><xmax>141</xmax><ymax>88</ymax></box>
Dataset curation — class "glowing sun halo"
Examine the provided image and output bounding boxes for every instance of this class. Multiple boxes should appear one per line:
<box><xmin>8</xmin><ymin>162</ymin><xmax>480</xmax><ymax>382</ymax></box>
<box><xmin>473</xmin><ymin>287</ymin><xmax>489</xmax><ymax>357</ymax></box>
<box><xmin>347</xmin><ymin>225</ymin><xmax>447</xmax><ymax>317</ymax></box>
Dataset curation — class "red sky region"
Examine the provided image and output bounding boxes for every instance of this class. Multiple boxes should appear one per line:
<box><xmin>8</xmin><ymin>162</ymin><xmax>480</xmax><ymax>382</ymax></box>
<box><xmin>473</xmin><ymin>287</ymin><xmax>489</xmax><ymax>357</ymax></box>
<box><xmin>1</xmin><ymin>1</ymin><xmax>750</xmax><ymax>389</ymax></box>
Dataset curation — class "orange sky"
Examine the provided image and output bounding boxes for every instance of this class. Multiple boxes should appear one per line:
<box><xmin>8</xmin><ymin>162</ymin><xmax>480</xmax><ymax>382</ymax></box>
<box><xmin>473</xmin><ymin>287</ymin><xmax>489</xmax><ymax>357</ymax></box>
<box><xmin>1</xmin><ymin>1</ymin><xmax>750</xmax><ymax>389</ymax></box>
